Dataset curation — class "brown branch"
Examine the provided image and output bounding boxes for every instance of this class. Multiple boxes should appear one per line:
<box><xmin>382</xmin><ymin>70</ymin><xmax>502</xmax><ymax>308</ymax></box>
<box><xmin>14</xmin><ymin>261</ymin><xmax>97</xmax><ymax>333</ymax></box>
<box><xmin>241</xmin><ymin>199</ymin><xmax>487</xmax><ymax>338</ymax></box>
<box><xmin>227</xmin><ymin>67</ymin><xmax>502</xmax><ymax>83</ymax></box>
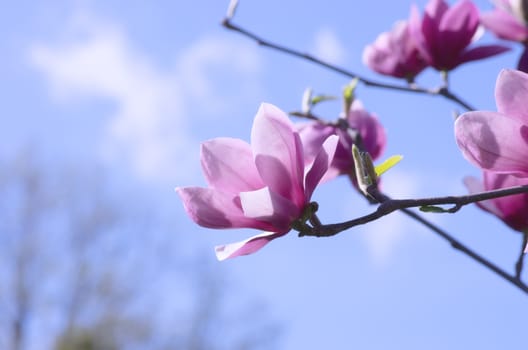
<box><xmin>300</xmin><ymin>184</ymin><xmax>528</xmax><ymax>237</ymax></box>
<box><xmin>221</xmin><ymin>5</ymin><xmax>476</xmax><ymax>111</ymax></box>
<box><xmin>296</xmin><ymin>184</ymin><xmax>528</xmax><ymax>294</ymax></box>
<box><xmin>222</xmin><ymin>0</ymin><xmax>528</xmax><ymax>294</ymax></box>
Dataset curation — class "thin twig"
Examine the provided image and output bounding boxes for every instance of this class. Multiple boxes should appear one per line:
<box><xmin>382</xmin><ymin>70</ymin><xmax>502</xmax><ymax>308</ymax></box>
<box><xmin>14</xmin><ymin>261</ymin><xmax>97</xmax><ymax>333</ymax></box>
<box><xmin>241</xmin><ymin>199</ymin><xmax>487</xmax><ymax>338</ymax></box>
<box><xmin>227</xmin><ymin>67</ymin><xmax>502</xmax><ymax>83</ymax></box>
<box><xmin>299</xmin><ymin>184</ymin><xmax>528</xmax><ymax>237</ymax></box>
<box><xmin>222</xmin><ymin>1</ymin><xmax>527</xmax><ymax>293</ymax></box>
<box><xmin>222</xmin><ymin>16</ymin><xmax>476</xmax><ymax>111</ymax></box>
<box><xmin>299</xmin><ymin>186</ymin><xmax>528</xmax><ymax>294</ymax></box>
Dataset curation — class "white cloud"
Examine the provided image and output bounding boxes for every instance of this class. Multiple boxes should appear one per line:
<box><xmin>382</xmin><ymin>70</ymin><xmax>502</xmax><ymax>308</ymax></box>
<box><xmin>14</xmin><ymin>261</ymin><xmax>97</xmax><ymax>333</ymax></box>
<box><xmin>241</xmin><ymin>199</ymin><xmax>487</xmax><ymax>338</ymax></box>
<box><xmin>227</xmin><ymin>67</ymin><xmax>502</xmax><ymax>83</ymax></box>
<box><xmin>178</xmin><ymin>36</ymin><xmax>261</xmax><ymax>113</ymax></box>
<box><xmin>357</xmin><ymin>170</ymin><xmax>417</xmax><ymax>266</ymax></box>
<box><xmin>312</xmin><ymin>28</ymin><xmax>346</xmax><ymax>65</ymax></box>
<box><xmin>360</xmin><ymin>210</ymin><xmax>407</xmax><ymax>267</ymax></box>
<box><xmin>29</xmin><ymin>12</ymin><xmax>262</xmax><ymax>185</ymax></box>
<box><xmin>380</xmin><ymin>168</ymin><xmax>421</xmax><ymax>198</ymax></box>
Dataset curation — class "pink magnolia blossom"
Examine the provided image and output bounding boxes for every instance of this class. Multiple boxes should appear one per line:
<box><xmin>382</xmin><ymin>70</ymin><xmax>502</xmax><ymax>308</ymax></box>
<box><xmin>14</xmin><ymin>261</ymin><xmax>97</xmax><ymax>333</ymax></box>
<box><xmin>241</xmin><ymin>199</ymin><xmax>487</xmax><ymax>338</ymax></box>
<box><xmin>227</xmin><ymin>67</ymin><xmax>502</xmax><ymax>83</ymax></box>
<box><xmin>455</xmin><ymin>69</ymin><xmax>528</xmax><ymax>251</ymax></box>
<box><xmin>455</xmin><ymin>69</ymin><xmax>528</xmax><ymax>176</ymax></box>
<box><xmin>296</xmin><ymin>100</ymin><xmax>386</xmax><ymax>181</ymax></box>
<box><xmin>480</xmin><ymin>0</ymin><xmax>528</xmax><ymax>71</ymax></box>
<box><xmin>409</xmin><ymin>0</ymin><xmax>509</xmax><ymax>71</ymax></box>
<box><xmin>363</xmin><ymin>20</ymin><xmax>428</xmax><ymax>80</ymax></box>
<box><xmin>480</xmin><ymin>0</ymin><xmax>528</xmax><ymax>42</ymax></box>
<box><xmin>465</xmin><ymin>172</ymin><xmax>528</xmax><ymax>233</ymax></box>
<box><xmin>176</xmin><ymin>103</ymin><xmax>338</xmax><ymax>260</ymax></box>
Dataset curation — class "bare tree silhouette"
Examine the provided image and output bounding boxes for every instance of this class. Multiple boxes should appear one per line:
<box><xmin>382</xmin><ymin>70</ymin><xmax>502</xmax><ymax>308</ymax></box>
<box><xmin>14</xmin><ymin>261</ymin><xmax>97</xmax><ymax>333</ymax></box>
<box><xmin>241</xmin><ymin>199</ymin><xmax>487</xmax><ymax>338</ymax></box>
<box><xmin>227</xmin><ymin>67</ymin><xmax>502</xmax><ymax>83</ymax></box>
<box><xmin>0</xmin><ymin>150</ymin><xmax>281</xmax><ymax>350</ymax></box>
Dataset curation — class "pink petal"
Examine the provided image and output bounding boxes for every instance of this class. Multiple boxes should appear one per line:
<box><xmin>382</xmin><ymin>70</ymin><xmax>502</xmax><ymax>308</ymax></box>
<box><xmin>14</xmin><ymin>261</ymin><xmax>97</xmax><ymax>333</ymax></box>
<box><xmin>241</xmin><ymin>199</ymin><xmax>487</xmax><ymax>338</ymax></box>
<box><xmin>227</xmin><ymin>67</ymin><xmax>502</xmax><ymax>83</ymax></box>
<box><xmin>495</xmin><ymin>69</ymin><xmax>528</xmax><ymax>123</ymax></box>
<box><xmin>410</xmin><ymin>5</ymin><xmax>433</xmax><ymax>64</ymax></box>
<box><xmin>239</xmin><ymin>187</ymin><xmax>299</xmax><ymax>230</ymax></box>
<box><xmin>297</xmin><ymin>122</ymin><xmax>343</xmax><ymax>182</ymax></box>
<box><xmin>438</xmin><ymin>0</ymin><xmax>479</xmax><ymax>53</ymax></box>
<box><xmin>176</xmin><ymin>187</ymin><xmax>275</xmax><ymax>231</ymax></box>
<box><xmin>215</xmin><ymin>231</ymin><xmax>286</xmax><ymax>261</ymax></box>
<box><xmin>304</xmin><ymin>135</ymin><xmax>339</xmax><ymax>199</ymax></box>
<box><xmin>348</xmin><ymin>100</ymin><xmax>387</xmax><ymax>160</ymax></box>
<box><xmin>201</xmin><ymin>138</ymin><xmax>263</xmax><ymax>193</ymax></box>
<box><xmin>455</xmin><ymin>111</ymin><xmax>528</xmax><ymax>174</ymax></box>
<box><xmin>363</xmin><ymin>32</ymin><xmax>402</xmax><ymax>76</ymax></box>
<box><xmin>457</xmin><ymin>45</ymin><xmax>510</xmax><ymax>65</ymax></box>
<box><xmin>425</xmin><ymin>0</ymin><xmax>449</xmax><ymax>24</ymax></box>
<box><xmin>296</xmin><ymin>122</ymin><xmax>335</xmax><ymax>165</ymax></box>
<box><xmin>251</xmin><ymin>103</ymin><xmax>305</xmax><ymax>206</ymax></box>
<box><xmin>463</xmin><ymin>176</ymin><xmax>501</xmax><ymax>216</ymax></box>
<box><xmin>363</xmin><ymin>20</ymin><xmax>427</xmax><ymax>79</ymax></box>
<box><xmin>482</xmin><ymin>172</ymin><xmax>528</xmax><ymax>231</ymax></box>
<box><xmin>481</xmin><ymin>8</ymin><xmax>528</xmax><ymax>42</ymax></box>
<box><xmin>421</xmin><ymin>6</ymin><xmax>440</xmax><ymax>60</ymax></box>
<box><xmin>439</xmin><ymin>0</ymin><xmax>477</xmax><ymax>30</ymax></box>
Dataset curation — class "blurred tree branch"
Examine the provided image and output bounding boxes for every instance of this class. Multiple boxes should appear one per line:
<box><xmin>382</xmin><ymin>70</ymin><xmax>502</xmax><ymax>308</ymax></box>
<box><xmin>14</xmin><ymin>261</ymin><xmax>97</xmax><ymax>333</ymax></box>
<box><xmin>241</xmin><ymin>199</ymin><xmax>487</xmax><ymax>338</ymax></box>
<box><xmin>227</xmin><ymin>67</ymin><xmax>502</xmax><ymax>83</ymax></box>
<box><xmin>0</xmin><ymin>149</ymin><xmax>282</xmax><ymax>350</ymax></box>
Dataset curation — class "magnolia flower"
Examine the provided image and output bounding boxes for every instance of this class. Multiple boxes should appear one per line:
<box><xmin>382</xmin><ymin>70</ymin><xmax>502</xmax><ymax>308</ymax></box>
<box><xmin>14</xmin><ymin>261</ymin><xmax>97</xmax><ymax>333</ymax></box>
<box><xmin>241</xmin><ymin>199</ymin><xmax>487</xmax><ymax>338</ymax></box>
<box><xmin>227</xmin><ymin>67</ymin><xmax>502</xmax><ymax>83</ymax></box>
<box><xmin>465</xmin><ymin>171</ymin><xmax>528</xmax><ymax>233</ymax></box>
<box><xmin>455</xmin><ymin>68</ymin><xmax>528</xmax><ymax>252</ymax></box>
<box><xmin>481</xmin><ymin>0</ymin><xmax>528</xmax><ymax>41</ymax></box>
<box><xmin>455</xmin><ymin>69</ymin><xmax>528</xmax><ymax>176</ymax></box>
<box><xmin>363</xmin><ymin>20</ymin><xmax>427</xmax><ymax>80</ymax></box>
<box><xmin>296</xmin><ymin>100</ymin><xmax>386</xmax><ymax>181</ymax></box>
<box><xmin>480</xmin><ymin>0</ymin><xmax>528</xmax><ymax>71</ymax></box>
<box><xmin>176</xmin><ymin>103</ymin><xmax>338</xmax><ymax>260</ymax></box>
<box><xmin>409</xmin><ymin>0</ymin><xmax>509</xmax><ymax>71</ymax></box>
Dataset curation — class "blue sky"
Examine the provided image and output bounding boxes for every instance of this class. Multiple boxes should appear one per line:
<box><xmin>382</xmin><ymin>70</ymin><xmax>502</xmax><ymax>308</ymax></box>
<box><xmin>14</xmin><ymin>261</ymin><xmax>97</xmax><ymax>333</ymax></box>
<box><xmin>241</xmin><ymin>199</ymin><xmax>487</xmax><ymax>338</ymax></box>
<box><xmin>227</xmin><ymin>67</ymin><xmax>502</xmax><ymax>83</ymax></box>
<box><xmin>2</xmin><ymin>0</ymin><xmax>528</xmax><ymax>349</ymax></box>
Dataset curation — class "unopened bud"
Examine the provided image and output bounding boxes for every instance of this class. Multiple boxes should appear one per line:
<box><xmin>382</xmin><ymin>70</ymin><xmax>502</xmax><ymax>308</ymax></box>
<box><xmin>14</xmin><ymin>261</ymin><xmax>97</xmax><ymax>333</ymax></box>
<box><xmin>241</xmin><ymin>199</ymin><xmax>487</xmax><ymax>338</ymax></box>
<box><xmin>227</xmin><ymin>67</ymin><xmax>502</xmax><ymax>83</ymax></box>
<box><xmin>226</xmin><ymin>0</ymin><xmax>239</xmax><ymax>19</ymax></box>
<box><xmin>352</xmin><ymin>144</ymin><xmax>378</xmax><ymax>197</ymax></box>
<box><xmin>302</xmin><ymin>87</ymin><xmax>313</xmax><ymax>114</ymax></box>
<box><xmin>343</xmin><ymin>78</ymin><xmax>359</xmax><ymax>114</ymax></box>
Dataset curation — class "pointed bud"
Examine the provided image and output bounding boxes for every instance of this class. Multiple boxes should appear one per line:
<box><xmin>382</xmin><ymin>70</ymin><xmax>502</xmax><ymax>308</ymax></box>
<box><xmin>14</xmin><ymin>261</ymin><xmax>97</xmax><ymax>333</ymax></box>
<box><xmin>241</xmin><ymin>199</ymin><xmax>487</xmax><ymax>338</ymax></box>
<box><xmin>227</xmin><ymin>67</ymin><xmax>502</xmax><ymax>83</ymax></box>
<box><xmin>226</xmin><ymin>0</ymin><xmax>239</xmax><ymax>19</ymax></box>
<box><xmin>374</xmin><ymin>155</ymin><xmax>403</xmax><ymax>177</ymax></box>
<box><xmin>343</xmin><ymin>78</ymin><xmax>359</xmax><ymax>114</ymax></box>
<box><xmin>352</xmin><ymin>144</ymin><xmax>378</xmax><ymax>197</ymax></box>
<box><xmin>301</xmin><ymin>87</ymin><xmax>313</xmax><ymax>114</ymax></box>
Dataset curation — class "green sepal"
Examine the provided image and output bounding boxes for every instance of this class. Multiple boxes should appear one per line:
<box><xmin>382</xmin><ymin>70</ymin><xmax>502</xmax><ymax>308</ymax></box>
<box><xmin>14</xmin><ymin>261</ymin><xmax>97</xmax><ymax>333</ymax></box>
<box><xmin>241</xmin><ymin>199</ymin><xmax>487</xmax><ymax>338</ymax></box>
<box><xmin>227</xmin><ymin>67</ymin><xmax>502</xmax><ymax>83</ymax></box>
<box><xmin>311</xmin><ymin>94</ymin><xmax>337</xmax><ymax>105</ymax></box>
<box><xmin>419</xmin><ymin>205</ymin><xmax>450</xmax><ymax>213</ymax></box>
<box><xmin>375</xmin><ymin>155</ymin><xmax>403</xmax><ymax>177</ymax></box>
<box><xmin>343</xmin><ymin>78</ymin><xmax>359</xmax><ymax>114</ymax></box>
<box><xmin>343</xmin><ymin>79</ymin><xmax>359</xmax><ymax>102</ymax></box>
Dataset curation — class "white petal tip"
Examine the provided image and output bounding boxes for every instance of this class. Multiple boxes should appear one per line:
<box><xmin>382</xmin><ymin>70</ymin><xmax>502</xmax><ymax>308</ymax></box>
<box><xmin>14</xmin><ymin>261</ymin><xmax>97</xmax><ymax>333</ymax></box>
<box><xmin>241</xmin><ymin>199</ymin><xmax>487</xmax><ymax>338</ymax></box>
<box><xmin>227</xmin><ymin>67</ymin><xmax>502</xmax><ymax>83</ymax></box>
<box><xmin>214</xmin><ymin>244</ymin><xmax>232</xmax><ymax>261</ymax></box>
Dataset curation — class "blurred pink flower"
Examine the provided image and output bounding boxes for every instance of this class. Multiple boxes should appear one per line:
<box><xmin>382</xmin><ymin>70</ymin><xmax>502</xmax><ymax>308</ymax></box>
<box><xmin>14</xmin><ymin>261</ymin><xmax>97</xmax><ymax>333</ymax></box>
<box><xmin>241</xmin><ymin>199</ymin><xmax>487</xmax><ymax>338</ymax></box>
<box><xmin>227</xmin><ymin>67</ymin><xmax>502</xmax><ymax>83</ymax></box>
<box><xmin>363</xmin><ymin>20</ymin><xmax>427</xmax><ymax>80</ymax></box>
<box><xmin>480</xmin><ymin>0</ymin><xmax>528</xmax><ymax>42</ymax></box>
<box><xmin>176</xmin><ymin>103</ymin><xmax>338</xmax><ymax>260</ymax></box>
<box><xmin>409</xmin><ymin>0</ymin><xmax>509</xmax><ymax>71</ymax></box>
<box><xmin>296</xmin><ymin>100</ymin><xmax>386</xmax><ymax>182</ymax></box>
<box><xmin>455</xmin><ymin>69</ymin><xmax>528</xmax><ymax>176</ymax></box>
<box><xmin>480</xmin><ymin>0</ymin><xmax>528</xmax><ymax>71</ymax></box>
<box><xmin>465</xmin><ymin>171</ymin><xmax>528</xmax><ymax>233</ymax></box>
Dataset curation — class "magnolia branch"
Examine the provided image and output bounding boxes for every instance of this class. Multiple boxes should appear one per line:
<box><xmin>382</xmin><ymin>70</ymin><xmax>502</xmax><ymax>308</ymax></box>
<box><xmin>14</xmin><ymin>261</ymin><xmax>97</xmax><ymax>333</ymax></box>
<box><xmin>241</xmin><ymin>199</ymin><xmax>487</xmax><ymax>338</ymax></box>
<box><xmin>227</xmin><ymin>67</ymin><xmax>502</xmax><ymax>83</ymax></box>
<box><xmin>298</xmin><ymin>184</ymin><xmax>528</xmax><ymax>237</ymax></box>
<box><xmin>289</xmin><ymin>108</ymin><xmax>528</xmax><ymax>293</ymax></box>
<box><xmin>294</xmin><ymin>185</ymin><xmax>528</xmax><ymax>294</ymax></box>
<box><xmin>222</xmin><ymin>1</ymin><xmax>476</xmax><ymax>111</ymax></box>
<box><xmin>222</xmin><ymin>0</ymin><xmax>528</xmax><ymax>294</ymax></box>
